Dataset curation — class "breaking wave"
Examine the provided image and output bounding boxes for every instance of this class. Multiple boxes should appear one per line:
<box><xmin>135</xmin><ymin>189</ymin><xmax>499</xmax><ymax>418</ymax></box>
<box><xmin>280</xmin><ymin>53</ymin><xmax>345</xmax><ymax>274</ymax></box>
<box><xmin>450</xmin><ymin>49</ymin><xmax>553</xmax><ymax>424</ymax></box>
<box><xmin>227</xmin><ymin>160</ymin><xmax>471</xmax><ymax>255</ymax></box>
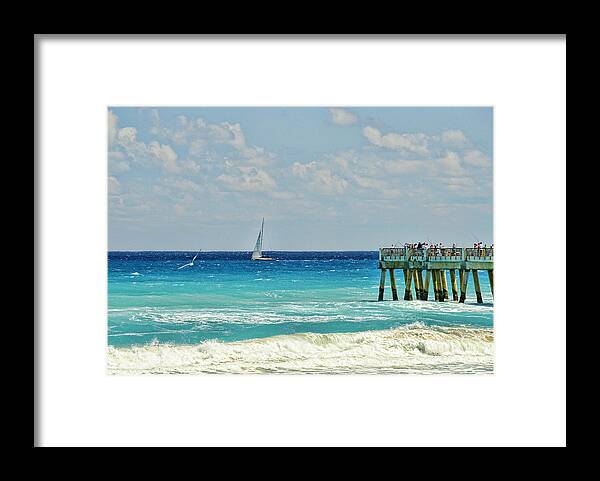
<box><xmin>107</xmin><ymin>324</ymin><xmax>494</xmax><ymax>375</ymax></box>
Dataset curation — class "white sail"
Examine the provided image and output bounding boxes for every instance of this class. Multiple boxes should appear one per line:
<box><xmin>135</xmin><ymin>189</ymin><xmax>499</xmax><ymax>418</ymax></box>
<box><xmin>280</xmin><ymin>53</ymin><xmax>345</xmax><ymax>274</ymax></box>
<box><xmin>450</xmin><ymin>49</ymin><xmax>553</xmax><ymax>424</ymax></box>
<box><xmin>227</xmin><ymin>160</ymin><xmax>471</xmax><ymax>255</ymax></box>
<box><xmin>251</xmin><ymin>218</ymin><xmax>264</xmax><ymax>260</ymax></box>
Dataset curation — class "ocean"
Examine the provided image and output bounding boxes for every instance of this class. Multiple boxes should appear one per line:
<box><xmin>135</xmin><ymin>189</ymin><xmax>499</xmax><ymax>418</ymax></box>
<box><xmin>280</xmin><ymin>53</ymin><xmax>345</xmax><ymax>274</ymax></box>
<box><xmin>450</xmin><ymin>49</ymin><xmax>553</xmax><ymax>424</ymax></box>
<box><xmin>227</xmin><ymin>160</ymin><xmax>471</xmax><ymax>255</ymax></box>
<box><xmin>107</xmin><ymin>251</ymin><xmax>494</xmax><ymax>374</ymax></box>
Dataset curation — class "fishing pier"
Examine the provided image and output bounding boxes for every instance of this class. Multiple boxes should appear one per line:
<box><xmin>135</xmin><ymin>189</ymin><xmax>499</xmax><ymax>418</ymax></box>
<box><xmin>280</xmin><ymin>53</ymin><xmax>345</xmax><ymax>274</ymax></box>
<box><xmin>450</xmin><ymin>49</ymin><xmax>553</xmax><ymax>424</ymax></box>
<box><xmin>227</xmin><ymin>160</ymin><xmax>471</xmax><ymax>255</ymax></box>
<box><xmin>377</xmin><ymin>246</ymin><xmax>493</xmax><ymax>303</ymax></box>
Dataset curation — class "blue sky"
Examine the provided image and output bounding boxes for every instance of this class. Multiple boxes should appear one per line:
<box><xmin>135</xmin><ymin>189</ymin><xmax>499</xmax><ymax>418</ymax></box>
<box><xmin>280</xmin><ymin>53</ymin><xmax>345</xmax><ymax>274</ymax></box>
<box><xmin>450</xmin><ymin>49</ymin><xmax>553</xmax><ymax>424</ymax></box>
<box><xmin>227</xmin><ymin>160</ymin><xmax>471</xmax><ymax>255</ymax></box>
<box><xmin>108</xmin><ymin>107</ymin><xmax>492</xmax><ymax>250</ymax></box>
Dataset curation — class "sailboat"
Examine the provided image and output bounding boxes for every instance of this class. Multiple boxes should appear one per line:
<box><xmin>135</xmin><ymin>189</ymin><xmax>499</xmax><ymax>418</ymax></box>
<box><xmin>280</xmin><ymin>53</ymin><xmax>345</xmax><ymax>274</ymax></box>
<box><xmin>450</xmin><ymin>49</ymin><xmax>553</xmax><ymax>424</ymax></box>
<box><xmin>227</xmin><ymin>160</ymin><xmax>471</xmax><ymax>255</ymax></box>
<box><xmin>251</xmin><ymin>218</ymin><xmax>274</xmax><ymax>261</ymax></box>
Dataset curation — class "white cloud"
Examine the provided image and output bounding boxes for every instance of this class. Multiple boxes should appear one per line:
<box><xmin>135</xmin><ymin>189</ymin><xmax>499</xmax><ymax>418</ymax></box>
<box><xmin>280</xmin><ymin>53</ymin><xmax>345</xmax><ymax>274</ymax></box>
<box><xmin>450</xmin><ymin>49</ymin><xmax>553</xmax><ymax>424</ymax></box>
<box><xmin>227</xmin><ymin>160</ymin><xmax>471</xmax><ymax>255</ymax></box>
<box><xmin>441</xmin><ymin>129</ymin><xmax>467</xmax><ymax>146</ymax></box>
<box><xmin>292</xmin><ymin>161</ymin><xmax>316</xmax><ymax>178</ymax></box>
<box><xmin>117</xmin><ymin>126</ymin><xmax>138</xmax><ymax>145</ymax></box>
<box><xmin>313</xmin><ymin>169</ymin><xmax>348</xmax><ymax>194</ymax></box>
<box><xmin>351</xmin><ymin>175</ymin><xmax>388</xmax><ymax>191</ymax></box>
<box><xmin>444</xmin><ymin>177</ymin><xmax>474</xmax><ymax>188</ymax></box>
<box><xmin>363</xmin><ymin>126</ymin><xmax>429</xmax><ymax>156</ymax></box>
<box><xmin>208</xmin><ymin>124</ymin><xmax>231</xmax><ymax>142</ymax></box>
<box><xmin>329</xmin><ymin>108</ymin><xmax>357</xmax><ymax>125</ymax></box>
<box><xmin>179</xmin><ymin>159</ymin><xmax>201</xmax><ymax>174</ymax></box>
<box><xmin>384</xmin><ymin>159</ymin><xmax>422</xmax><ymax>175</ymax></box>
<box><xmin>217</xmin><ymin>166</ymin><xmax>276</xmax><ymax>192</ymax></box>
<box><xmin>436</xmin><ymin>152</ymin><xmax>465</xmax><ymax>176</ymax></box>
<box><xmin>112</xmin><ymin>124</ymin><xmax>189</xmax><ymax>174</ymax></box>
<box><xmin>225</xmin><ymin>122</ymin><xmax>247</xmax><ymax>150</ymax></box>
<box><xmin>146</xmin><ymin>112</ymin><xmax>276</xmax><ymax>171</ymax></box>
<box><xmin>292</xmin><ymin>161</ymin><xmax>348</xmax><ymax>195</ymax></box>
<box><xmin>441</xmin><ymin>176</ymin><xmax>485</xmax><ymax>196</ymax></box>
<box><xmin>163</xmin><ymin>178</ymin><xmax>202</xmax><ymax>193</ymax></box>
<box><xmin>217</xmin><ymin>123</ymin><xmax>275</xmax><ymax>167</ymax></box>
<box><xmin>463</xmin><ymin>149</ymin><xmax>491</xmax><ymax>167</ymax></box>
<box><xmin>333</xmin><ymin>155</ymin><xmax>350</xmax><ymax>169</ymax></box>
<box><xmin>188</xmin><ymin>139</ymin><xmax>207</xmax><ymax>157</ymax></box>
<box><xmin>148</xmin><ymin>141</ymin><xmax>179</xmax><ymax>173</ymax></box>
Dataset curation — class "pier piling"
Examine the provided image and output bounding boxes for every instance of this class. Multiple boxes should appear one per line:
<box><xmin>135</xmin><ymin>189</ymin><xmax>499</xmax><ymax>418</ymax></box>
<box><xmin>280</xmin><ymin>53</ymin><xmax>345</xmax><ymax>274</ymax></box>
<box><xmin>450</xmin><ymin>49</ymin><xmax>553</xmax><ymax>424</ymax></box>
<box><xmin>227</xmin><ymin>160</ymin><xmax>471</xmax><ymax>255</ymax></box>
<box><xmin>450</xmin><ymin>269</ymin><xmax>459</xmax><ymax>301</ymax></box>
<box><xmin>417</xmin><ymin>269</ymin><xmax>425</xmax><ymax>300</ymax></box>
<box><xmin>459</xmin><ymin>269</ymin><xmax>470</xmax><ymax>303</ymax></box>
<box><xmin>423</xmin><ymin>270</ymin><xmax>431</xmax><ymax>301</ymax></box>
<box><xmin>488</xmin><ymin>270</ymin><xmax>494</xmax><ymax>297</ymax></box>
<box><xmin>378</xmin><ymin>268</ymin><xmax>386</xmax><ymax>301</ymax></box>
<box><xmin>433</xmin><ymin>270</ymin><xmax>441</xmax><ymax>301</ymax></box>
<box><xmin>404</xmin><ymin>269</ymin><xmax>413</xmax><ymax>301</ymax></box>
<box><xmin>441</xmin><ymin>270</ymin><xmax>449</xmax><ymax>300</ymax></box>
<box><xmin>389</xmin><ymin>268</ymin><xmax>399</xmax><ymax>301</ymax></box>
<box><xmin>412</xmin><ymin>269</ymin><xmax>420</xmax><ymax>300</ymax></box>
<box><xmin>472</xmin><ymin>270</ymin><xmax>483</xmax><ymax>304</ymax></box>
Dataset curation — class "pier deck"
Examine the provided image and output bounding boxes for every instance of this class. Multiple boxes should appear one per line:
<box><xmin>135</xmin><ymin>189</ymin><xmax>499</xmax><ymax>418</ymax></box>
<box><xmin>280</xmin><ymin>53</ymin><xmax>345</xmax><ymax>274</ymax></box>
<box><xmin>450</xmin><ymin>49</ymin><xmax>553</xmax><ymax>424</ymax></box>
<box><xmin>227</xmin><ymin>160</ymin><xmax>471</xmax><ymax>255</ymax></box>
<box><xmin>378</xmin><ymin>247</ymin><xmax>493</xmax><ymax>303</ymax></box>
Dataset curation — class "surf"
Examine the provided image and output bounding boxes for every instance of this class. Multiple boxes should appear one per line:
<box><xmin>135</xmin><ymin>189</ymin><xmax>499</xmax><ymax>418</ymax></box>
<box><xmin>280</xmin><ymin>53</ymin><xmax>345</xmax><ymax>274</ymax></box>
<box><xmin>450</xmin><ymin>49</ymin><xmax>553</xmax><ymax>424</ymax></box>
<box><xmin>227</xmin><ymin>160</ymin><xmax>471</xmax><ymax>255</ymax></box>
<box><xmin>107</xmin><ymin>324</ymin><xmax>494</xmax><ymax>375</ymax></box>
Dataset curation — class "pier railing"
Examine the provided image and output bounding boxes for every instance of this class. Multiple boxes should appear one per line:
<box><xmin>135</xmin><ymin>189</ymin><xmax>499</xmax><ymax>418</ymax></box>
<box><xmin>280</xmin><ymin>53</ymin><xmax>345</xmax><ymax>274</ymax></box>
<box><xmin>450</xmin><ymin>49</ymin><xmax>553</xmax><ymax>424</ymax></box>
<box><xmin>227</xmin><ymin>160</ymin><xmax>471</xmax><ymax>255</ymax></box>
<box><xmin>408</xmin><ymin>248</ymin><xmax>427</xmax><ymax>261</ymax></box>
<box><xmin>427</xmin><ymin>247</ymin><xmax>463</xmax><ymax>261</ymax></box>
<box><xmin>465</xmin><ymin>247</ymin><xmax>493</xmax><ymax>260</ymax></box>
<box><xmin>380</xmin><ymin>246</ymin><xmax>493</xmax><ymax>262</ymax></box>
<box><xmin>379</xmin><ymin>247</ymin><xmax>406</xmax><ymax>261</ymax></box>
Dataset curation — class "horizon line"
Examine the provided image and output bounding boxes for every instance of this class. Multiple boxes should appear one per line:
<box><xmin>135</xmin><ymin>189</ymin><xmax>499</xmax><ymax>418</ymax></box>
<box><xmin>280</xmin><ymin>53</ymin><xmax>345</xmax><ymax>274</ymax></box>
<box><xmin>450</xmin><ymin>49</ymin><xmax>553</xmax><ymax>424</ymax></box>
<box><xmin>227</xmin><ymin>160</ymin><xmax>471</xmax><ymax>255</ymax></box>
<box><xmin>108</xmin><ymin>249</ymin><xmax>380</xmax><ymax>252</ymax></box>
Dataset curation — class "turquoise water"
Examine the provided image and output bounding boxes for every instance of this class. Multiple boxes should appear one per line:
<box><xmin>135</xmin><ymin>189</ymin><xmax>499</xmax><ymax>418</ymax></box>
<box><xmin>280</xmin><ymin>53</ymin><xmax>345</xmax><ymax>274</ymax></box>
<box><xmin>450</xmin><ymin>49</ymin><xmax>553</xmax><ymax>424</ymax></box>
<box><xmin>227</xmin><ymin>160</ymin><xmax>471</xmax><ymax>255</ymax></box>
<box><xmin>108</xmin><ymin>251</ymin><xmax>493</xmax><ymax>374</ymax></box>
<box><xmin>107</xmin><ymin>252</ymin><xmax>494</xmax><ymax>375</ymax></box>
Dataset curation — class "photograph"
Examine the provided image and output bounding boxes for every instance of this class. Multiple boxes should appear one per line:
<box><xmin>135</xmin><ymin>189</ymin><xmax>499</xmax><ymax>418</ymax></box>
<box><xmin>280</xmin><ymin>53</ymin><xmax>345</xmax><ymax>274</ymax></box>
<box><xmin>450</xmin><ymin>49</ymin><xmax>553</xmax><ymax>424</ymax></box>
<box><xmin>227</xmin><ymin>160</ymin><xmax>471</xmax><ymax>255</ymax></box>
<box><xmin>107</xmin><ymin>106</ymin><xmax>494</xmax><ymax>375</ymax></box>
<box><xmin>36</xmin><ymin>34</ymin><xmax>566</xmax><ymax>447</ymax></box>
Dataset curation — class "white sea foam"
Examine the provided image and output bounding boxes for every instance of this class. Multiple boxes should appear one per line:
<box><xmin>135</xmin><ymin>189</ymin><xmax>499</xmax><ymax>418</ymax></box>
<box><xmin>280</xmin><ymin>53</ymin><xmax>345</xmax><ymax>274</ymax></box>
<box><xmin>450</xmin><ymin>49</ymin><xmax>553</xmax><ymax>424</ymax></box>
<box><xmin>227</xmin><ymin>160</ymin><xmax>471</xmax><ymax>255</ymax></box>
<box><xmin>111</xmin><ymin>299</ymin><xmax>491</xmax><ymax>329</ymax></box>
<box><xmin>107</xmin><ymin>325</ymin><xmax>494</xmax><ymax>375</ymax></box>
